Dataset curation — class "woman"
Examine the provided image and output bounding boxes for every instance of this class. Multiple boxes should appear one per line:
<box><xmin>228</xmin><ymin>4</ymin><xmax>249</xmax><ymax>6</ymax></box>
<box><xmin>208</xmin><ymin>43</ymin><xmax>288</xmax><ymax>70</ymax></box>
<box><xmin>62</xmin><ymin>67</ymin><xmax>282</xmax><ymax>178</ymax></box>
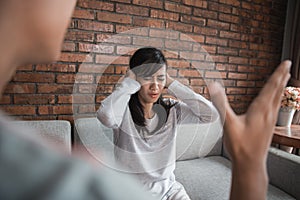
<box><xmin>97</xmin><ymin>47</ymin><xmax>219</xmax><ymax>200</ymax></box>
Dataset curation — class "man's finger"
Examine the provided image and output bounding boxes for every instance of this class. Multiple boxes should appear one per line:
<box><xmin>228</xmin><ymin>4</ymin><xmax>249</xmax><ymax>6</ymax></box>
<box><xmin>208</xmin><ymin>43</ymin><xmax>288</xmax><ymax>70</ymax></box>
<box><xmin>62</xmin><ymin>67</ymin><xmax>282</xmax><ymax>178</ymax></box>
<box><xmin>208</xmin><ymin>82</ymin><xmax>235</xmax><ymax>126</ymax></box>
<box><xmin>257</xmin><ymin>60</ymin><xmax>291</xmax><ymax>108</ymax></box>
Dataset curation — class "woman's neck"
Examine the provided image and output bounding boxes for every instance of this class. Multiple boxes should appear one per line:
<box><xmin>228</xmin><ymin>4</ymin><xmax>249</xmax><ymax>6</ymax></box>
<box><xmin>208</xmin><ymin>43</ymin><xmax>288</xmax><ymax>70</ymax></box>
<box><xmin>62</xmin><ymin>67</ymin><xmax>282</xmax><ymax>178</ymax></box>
<box><xmin>142</xmin><ymin>103</ymin><xmax>155</xmax><ymax>119</ymax></box>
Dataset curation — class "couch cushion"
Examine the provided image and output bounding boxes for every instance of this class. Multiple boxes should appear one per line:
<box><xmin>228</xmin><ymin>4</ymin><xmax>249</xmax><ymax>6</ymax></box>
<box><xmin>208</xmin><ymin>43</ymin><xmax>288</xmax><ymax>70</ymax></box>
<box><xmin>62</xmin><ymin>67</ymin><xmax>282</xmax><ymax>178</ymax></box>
<box><xmin>176</xmin><ymin>118</ymin><xmax>223</xmax><ymax>161</ymax></box>
<box><xmin>175</xmin><ymin>156</ymin><xmax>295</xmax><ymax>200</ymax></box>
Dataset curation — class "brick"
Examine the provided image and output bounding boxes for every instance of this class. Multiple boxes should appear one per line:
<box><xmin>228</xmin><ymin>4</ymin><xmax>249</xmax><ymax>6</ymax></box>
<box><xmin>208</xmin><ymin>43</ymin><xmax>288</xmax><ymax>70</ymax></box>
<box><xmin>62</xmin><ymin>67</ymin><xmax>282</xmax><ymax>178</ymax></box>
<box><xmin>219</xmin><ymin>0</ymin><xmax>240</xmax><ymax>7</ymax></box>
<box><xmin>165</xmin><ymin>2</ymin><xmax>192</xmax><ymax>14</ymax></box>
<box><xmin>78</xmin><ymin>105</ymin><xmax>96</xmax><ymax>114</ymax></box>
<box><xmin>96</xmin><ymin>55</ymin><xmax>129</xmax><ymax>65</ymax></box>
<box><xmin>38</xmin><ymin>84</ymin><xmax>74</xmax><ymax>94</ymax></box>
<box><xmin>57</xmin><ymin>95</ymin><xmax>72</xmax><ymax>104</ymax></box>
<box><xmin>78</xmin><ymin>20</ymin><xmax>114</xmax><ymax>32</ymax></box>
<box><xmin>75</xmin><ymin>74</ymin><xmax>95</xmax><ymax>84</ymax></box>
<box><xmin>216</xmin><ymin>64</ymin><xmax>237</xmax><ymax>71</ymax></box>
<box><xmin>65</xmin><ymin>31</ymin><xmax>94</xmax><ymax>42</ymax></box>
<box><xmin>168</xmin><ymin>60</ymin><xmax>190</xmax><ymax>68</ymax></box>
<box><xmin>73</xmin><ymin>9</ymin><xmax>94</xmax><ymax>19</ymax></box>
<box><xmin>220</xmin><ymin>31</ymin><xmax>240</xmax><ymax>40</ymax></box>
<box><xmin>182</xmin><ymin>0</ymin><xmax>207</xmax><ymax>8</ymax></box>
<box><xmin>219</xmin><ymin>13</ymin><xmax>240</xmax><ymax>23</ymax></box>
<box><xmin>208</xmin><ymin>2</ymin><xmax>232</xmax><ymax>14</ymax></box>
<box><xmin>132</xmin><ymin>37</ymin><xmax>164</xmax><ymax>48</ymax></box>
<box><xmin>116</xmin><ymin>4</ymin><xmax>149</xmax><ymax>16</ymax></box>
<box><xmin>180</xmin><ymin>51</ymin><xmax>205</xmax><ymax>61</ymax></box>
<box><xmin>165</xmin><ymin>40</ymin><xmax>193</xmax><ymax>51</ymax></box>
<box><xmin>97</xmin><ymin>34</ymin><xmax>132</xmax><ymax>44</ymax></box>
<box><xmin>56</xmin><ymin>74</ymin><xmax>75</xmax><ymax>84</ymax></box>
<box><xmin>205</xmin><ymin>37</ymin><xmax>228</xmax><ymax>46</ymax></box>
<box><xmin>116</xmin><ymin>46</ymin><xmax>136</xmax><ymax>55</ymax></box>
<box><xmin>217</xmin><ymin>47</ymin><xmax>238</xmax><ymax>56</ymax></box>
<box><xmin>180</xmin><ymin>33</ymin><xmax>204</xmax><ymax>43</ymax></box>
<box><xmin>211</xmin><ymin>55</ymin><xmax>228</xmax><ymax>63</ymax></box>
<box><xmin>59</xmin><ymin>53</ymin><xmax>93</xmax><ymax>63</ymax></box>
<box><xmin>133</xmin><ymin>17</ymin><xmax>165</xmax><ymax>28</ymax></box>
<box><xmin>97</xmin><ymin>75</ymin><xmax>122</xmax><ymax>84</ymax></box>
<box><xmin>13</xmin><ymin>73</ymin><xmax>55</xmax><ymax>83</ymax></box>
<box><xmin>193</xmin><ymin>8</ymin><xmax>218</xmax><ymax>19</ymax></box>
<box><xmin>226</xmin><ymin>87</ymin><xmax>246</xmax><ymax>95</ymax></box>
<box><xmin>14</xmin><ymin>94</ymin><xmax>55</xmax><ymax>105</ymax></box>
<box><xmin>229</xmin><ymin>40</ymin><xmax>248</xmax><ymax>49</ymax></box>
<box><xmin>16</xmin><ymin>65</ymin><xmax>33</xmax><ymax>71</ymax></box>
<box><xmin>97</xmin><ymin>12</ymin><xmax>132</xmax><ymax>24</ymax></box>
<box><xmin>207</xmin><ymin>19</ymin><xmax>230</xmax><ymax>30</ymax></box>
<box><xmin>36</xmin><ymin>64</ymin><xmax>76</xmax><ymax>72</ymax></box>
<box><xmin>115</xmin><ymin>66</ymin><xmax>128</xmax><ymax>74</ymax></box>
<box><xmin>96</xmin><ymin>95</ymin><xmax>107</xmax><ymax>103</ymax></box>
<box><xmin>250</xmin><ymin>59</ymin><xmax>268</xmax><ymax>67</ymax></box>
<box><xmin>79</xmin><ymin>43</ymin><xmax>114</xmax><ymax>54</ymax></box>
<box><xmin>0</xmin><ymin>95</ymin><xmax>11</xmax><ymax>104</ymax></box>
<box><xmin>166</xmin><ymin>22</ymin><xmax>193</xmax><ymax>33</ymax></box>
<box><xmin>163</xmin><ymin>50</ymin><xmax>179</xmax><ymax>59</ymax></box>
<box><xmin>4</xmin><ymin>106</ymin><xmax>36</xmax><ymax>115</ymax></box>
<box><xmin>73</xmin><ymin>94</ymin><xmax>95</xmax><ymax>104</ymax></box>
<box><xmin>191</xmin><ymin>61</ymin><xmax>215</xmax><ymax>70</ymax></box>
<box><xmin>237</xmin><ymin>81</ymin><xmax>255</xmax><ymax>87</ymax></box>
<box><xmin>77</xmin><ymin>0</ymin><xmax>114</xmax><ymax>11</ymax></box>
<box><xmin>205</xmin><ymin>71</ymin><xmax>227</xmax><ymax>79</ymax></box>
<box><xmin>228</xmin><ymin>72</ymin><xmax>247</xmax><ymax>80</ymax></box>
<box><xmin>180</xmin><ymin>15</ymin><xmax>206</xmax><ymax>26</ymax></box>
<box><xmin>222</xmin><ymin>80</ymin><xmax>236</xmax><ymax>87</ymax></box>
<box><xmin>193</xmin><ymin>26</ymin><xmax>218</xmax><ymax>36</ymax></box>
<box><xmin>190</xmin><ymin>79</ymin><xmax>206</xmax><ymax>86</ymax></box>
<box><xmin>78</xmin><ymin>64</ymin><xmax>109</xmax><ymax>73</ymax></box>
<box><xmin>198</xmin><ymin>45</ymin><xmax>216</xmax><ymax>54</ymax></box>
<box><xmin>77</xmin><ymin>84</ymin><xmax>98</xmax><ymax>94</ymax></box>
<box><xmin>96</xmin><ymin>85</ymin><xmax>114</xmax><ymax>94</ymax></box>
<box><xmin>62</xmin><ymin>42</ymin><xmax>76</xmax><ymax>52</ymax></box>
<box><xmin>132</xmin><ymin>0</ymin><xmax>163</xmax><ymax>9</ymax></box>
<box><xmin>229</xmin><ymin>57</ymin><xmax>249</xmax><ymax>65</ymax></box>
<box><xmin>115</xmin><ymin>25</ymin><xmax>149</xmax><ymax>36</ymax></box>
<box><xmin>179</xmin><ymin>69</ymin><xmax>201</xmax><ymax>77</ymax></box>
<box><xmin>239</xmin><ymin>50</ymin><xmax>257</xmax><ymax>58</ymax></box>
<box><xmin>151</xmin><ymin>10</ymin><xmax>179</xmax><ymax>21</ymax></box>
<box><xmin>4</xmin><ymin>84</ymin><xmax>35</xmax><ymax>94</ymax></box>
<box><xmin>38</xmin><ymin>105</ymin><xmax>73</xmax><ymax>115</ymax></box>
<box><xmin>237</xmin><ymin>65</ymin><xmax>255</xmax><ymax>73</ymax></box>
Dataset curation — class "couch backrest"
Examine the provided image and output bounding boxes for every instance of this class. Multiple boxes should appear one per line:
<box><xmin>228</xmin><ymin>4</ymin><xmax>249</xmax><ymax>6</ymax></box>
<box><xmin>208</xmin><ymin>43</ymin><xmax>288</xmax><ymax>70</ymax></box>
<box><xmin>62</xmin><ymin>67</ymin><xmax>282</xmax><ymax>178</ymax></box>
<box><xmin>74</xmin><ymin>117</ymin><xmax>223</xmax><ymax>162</ymax></box>
<box><xmin>176</xmin><ymin>118</ymin><xmax>223</xmax><ymax>161</ymax></box>
<box><xmin>10</xmin><ymin>120</ymin><xmax>72</xmax><ymax>154</ymax></box>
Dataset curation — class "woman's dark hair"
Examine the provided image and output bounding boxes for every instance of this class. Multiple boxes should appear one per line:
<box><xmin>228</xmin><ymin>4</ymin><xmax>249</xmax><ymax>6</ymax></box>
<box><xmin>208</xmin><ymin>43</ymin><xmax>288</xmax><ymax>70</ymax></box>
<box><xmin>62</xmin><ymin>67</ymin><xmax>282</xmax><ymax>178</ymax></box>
<box><xmin>129</xmin><ymin>47</ymin><xmax>176</xmax><ymax>130</ymax></box>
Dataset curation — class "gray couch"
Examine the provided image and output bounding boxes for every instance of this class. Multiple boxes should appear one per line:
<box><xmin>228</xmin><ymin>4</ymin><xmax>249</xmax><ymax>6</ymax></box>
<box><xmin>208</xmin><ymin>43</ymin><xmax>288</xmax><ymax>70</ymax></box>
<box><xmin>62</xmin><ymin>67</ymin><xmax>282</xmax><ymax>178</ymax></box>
<box><xmin>74</xmin><ymin>117</ymin><xmax>300</xmax><ymax>200</ymax></box>
<box><xmin>10</xmin><ymin>120</ymin><xmax>72</xmax><ymax>154</ymax></box>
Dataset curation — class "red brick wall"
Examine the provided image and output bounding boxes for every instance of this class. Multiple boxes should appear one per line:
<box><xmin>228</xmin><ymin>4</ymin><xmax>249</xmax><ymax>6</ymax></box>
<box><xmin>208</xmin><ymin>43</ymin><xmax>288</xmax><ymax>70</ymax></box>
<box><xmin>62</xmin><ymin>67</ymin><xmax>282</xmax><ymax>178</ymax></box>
<box><xmin>0</xmin><ymin>0</ymin><xmax>287</xmax><ymax>122</ymax></box>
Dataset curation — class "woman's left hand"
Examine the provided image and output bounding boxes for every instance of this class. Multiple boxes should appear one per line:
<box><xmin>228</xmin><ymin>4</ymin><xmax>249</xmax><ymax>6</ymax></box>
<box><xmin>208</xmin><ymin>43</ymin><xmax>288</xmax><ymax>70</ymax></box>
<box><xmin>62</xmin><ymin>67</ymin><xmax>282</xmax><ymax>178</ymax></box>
<box><xmin>165</xmin><ymin>73</ymin><xmax>174</xmax><ymax>88</ymax></box>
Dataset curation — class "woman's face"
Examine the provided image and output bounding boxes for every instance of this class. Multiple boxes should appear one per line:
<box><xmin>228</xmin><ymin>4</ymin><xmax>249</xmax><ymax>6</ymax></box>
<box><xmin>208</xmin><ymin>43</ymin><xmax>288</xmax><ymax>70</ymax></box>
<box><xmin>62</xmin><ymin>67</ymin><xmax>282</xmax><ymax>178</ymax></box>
<box><xmin>136</xmin><ymin>65</ymin><xmax>166</xmax><ymax>105</ymax></box>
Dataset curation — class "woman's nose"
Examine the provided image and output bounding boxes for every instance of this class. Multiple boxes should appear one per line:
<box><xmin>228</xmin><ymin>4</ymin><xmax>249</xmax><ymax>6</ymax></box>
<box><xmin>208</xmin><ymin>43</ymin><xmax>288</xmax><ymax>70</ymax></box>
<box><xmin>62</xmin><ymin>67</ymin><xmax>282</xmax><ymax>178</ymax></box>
<box><xmin>150</xmin><ymin>79</ymin><xmax>159</xmax><ymax>90</ymax></box>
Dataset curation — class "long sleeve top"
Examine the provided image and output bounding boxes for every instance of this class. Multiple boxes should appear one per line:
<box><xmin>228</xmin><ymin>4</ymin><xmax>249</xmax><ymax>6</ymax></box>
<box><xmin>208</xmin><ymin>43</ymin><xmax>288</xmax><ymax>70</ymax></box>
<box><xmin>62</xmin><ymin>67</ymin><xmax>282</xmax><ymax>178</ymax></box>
<box><xmin>97</xmin><ymin>77</ymin><xmax>219</xmax><ymax>199</ymax></box>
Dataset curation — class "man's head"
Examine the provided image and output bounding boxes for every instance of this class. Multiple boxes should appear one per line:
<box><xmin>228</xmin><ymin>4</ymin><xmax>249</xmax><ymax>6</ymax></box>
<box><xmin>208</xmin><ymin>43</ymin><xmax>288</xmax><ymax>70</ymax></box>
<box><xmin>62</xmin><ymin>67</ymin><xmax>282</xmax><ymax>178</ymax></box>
<box><xmin>0</xmin><ymin>0</ymin><xmax>76</xmax><ymax>92</ymax></box>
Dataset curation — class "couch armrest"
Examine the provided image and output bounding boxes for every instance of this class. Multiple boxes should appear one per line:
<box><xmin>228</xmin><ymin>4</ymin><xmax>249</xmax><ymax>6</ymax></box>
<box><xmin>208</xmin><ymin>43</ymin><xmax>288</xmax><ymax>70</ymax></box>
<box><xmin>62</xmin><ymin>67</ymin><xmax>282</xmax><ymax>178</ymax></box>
<box><xmin>267</xmin><ymin>147</ymin><xmax>300</xmax><ymax>199</ymax></box>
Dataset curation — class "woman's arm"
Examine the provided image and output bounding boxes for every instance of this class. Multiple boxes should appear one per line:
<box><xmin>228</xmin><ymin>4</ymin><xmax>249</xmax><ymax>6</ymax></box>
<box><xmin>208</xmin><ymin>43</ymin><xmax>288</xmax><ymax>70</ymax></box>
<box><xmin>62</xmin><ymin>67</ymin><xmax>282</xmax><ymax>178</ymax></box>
<box><xmin>166</xmin><ymin>74</ymin><xmax>219</xmax><ymax>124</ymax></box>
<box><xmin>97</xmin><ymin>75</ymin><xmax>140</xmax><ymax>128</ymax></box>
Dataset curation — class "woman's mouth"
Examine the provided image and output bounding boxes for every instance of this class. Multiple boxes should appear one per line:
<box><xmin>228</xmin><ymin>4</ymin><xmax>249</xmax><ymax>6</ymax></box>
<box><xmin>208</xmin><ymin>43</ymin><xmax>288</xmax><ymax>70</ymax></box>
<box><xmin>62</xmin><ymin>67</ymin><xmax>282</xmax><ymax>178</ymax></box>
<box><xmin>149</xmin><ymin>93</ymin><xmax>159</xmax><ymax>99</ymax></box>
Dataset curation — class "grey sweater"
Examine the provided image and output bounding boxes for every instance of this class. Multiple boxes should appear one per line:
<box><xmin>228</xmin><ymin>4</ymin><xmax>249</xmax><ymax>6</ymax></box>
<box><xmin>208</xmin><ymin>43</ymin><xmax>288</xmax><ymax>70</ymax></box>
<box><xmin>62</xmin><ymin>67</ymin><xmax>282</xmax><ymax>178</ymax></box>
<box><xmin>97</xmin><ymin>78</ymin><xmax>218</xmax><ymax>199</ymax></box>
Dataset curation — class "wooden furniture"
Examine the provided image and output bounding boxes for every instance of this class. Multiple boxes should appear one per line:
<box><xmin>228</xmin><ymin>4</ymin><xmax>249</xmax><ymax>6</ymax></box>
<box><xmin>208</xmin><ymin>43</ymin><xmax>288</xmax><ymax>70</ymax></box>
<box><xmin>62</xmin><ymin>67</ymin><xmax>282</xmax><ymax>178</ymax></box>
<box><xmin>272</xmin><ymin>125</ymin><xmax>300</xmax><ymax>154</ymax></box>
